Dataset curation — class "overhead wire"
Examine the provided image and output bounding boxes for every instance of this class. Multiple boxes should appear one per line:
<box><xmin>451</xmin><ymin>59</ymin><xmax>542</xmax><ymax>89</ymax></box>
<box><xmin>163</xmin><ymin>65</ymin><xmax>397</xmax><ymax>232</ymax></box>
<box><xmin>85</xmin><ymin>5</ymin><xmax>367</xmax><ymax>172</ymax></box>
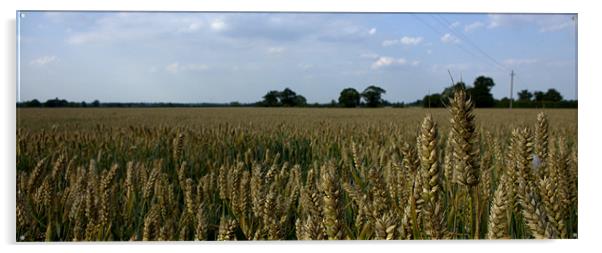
<box><xmin>433</xmin><ymin>14</ymin><xmax>509</xmax><ymax>72</ymax></box>
<box><xmin>411</xmin><ymin>14</ymin><xmax>488</xmax><ymax>70</ymax></box>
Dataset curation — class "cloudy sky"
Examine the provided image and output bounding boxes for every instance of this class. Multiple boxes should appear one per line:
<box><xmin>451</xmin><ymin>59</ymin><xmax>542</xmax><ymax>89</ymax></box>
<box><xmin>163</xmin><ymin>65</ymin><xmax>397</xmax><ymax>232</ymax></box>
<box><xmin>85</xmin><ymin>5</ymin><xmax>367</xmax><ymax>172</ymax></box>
<box><xmin>18</xmin><ymin>12</ymin><xmax>576</xmax><ymax>103</ymax></box>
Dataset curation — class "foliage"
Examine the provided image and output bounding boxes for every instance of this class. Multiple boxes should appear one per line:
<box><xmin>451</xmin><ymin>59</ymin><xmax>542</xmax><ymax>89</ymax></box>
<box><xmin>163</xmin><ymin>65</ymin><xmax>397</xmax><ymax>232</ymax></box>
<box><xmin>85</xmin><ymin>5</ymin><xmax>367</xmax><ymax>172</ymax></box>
<box><xmin>518</xmin><ymin>90</ymin><xmax>533</xmax><ymax>102</ymax></box>
<box><xmin>260</xmin><ymin>88</ymin><xmax>307</xmax><ymax>107</ymax></box>
<box><xmin>338</xmin><ymin>88</ymin><xmax>361</xmax><ymax>108</ymax></box>
<box><xmin>361</xmin><ymin>85</ymin><xmax>387</xmax><ymax>107</ymax></box>
<box><xmin>469</xmin><ymin>76</ymin><xmax>496</xmax><ymax>107</ymax></box>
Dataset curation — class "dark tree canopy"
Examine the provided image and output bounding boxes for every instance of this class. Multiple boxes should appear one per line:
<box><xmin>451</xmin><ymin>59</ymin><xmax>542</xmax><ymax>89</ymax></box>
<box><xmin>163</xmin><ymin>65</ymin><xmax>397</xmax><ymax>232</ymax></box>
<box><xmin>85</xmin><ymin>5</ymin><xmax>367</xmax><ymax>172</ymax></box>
<box><xmin>544</xmin><ymin>88</ymin><xmax>563</xmax><ymax>102</ymax></box>
<box><xmin>441</xmin><ymin>82</ymin><xmax>466</xmax><ymax>102</ymax></box>
<box><xmin>23</xmin><ymin>99</ymin><xmax>42</xmax><ymax>107</ymax></box>
<box><xmin>262</xmin><ymin>90</ymin><xmax>280</xmax><ymax>107</ymax></box>
<box><xmin>423</xmin><ymin>93</ymin><xmax>444</xmax><ymax>108</ymax></box>
<box><xmin>517</xmin><ymin>89</ymin><xmax>533</xmax><ymax>101</ymax></box>
<box><xmin>510</xmin><ymin>88</ymin><xmax>573</xmax><ymax>108</ymax></box>
<box><xmin>293</xmin><ymin>95</ymin><xmax>307</xmax><ymax>106</ymax></box>
<box><xmin>361</xmin><ymin>85</ymin><xmax>386</xmax><ymax>107</ymax></box>
<box><xmin>469</xmin><ymin>76</ymin><xmax>495</xmax><ymax>107</ymax></box>
<box><xmin>260</xmin><ymin>88</ymin><xmax>306</xmax><ymax>107</ymax></box>
<box><xmin>534</xmin><ymin>91</ymin><xmax>545</xmax><ymax>102</ymax></box>
<box><xmin>338</xmin><ymin>88</ymin><xmax>361</xmax><ymax>108</ymax></box>
<box><xmin>44</xmin><ymin>97</ymin><xmax>69</xmax><ymax>107</ymax></box>
<box><xmin>279</xmin><ymin>88</ymin><xmax>298</xmax><ymax>106</ymax></box>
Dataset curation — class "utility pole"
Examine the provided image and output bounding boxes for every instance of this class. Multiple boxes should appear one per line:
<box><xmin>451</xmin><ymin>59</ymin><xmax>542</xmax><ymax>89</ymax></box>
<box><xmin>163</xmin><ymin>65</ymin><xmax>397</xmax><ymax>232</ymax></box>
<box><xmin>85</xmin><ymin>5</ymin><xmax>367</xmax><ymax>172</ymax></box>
<box><xmin>510</xmin><ymin>70</ymin><xmax>515</xmax><ymax>109</ymax></box>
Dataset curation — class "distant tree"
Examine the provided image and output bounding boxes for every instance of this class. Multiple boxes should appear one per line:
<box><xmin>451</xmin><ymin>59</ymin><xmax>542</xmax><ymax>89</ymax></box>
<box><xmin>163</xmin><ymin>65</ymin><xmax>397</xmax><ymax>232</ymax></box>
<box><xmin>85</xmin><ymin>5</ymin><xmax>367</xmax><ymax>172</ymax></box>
<box><xmin>293</xmin><ymin>95</ymin><xmax>307</xmax><ymax>106</ymax></box>
<box><xmin>407</xmin><ymin>99</ymin><xmax>423</xmax><ymax>107</ymax></box>
<box><xmin>262</xmin><ymin>90</ymin><xmax>280</xmax><ymax>106</ymax></box>
<box><xmin>91</xmin><ymin>100</ymin><xmax>101</xmax><ymax>107</ymax></box>
<box><xmin>496</xmin><ymin>97</ymin><xmax>511</xmax><ymax>108</ymax></box>
<box><xmin>441</xmin><ymin>82</ymin><xmax>466</xmax><ymax>102</ymax></box>
<box><xmin>26</xmin><ymin>99</ymin><xmax>42</xmax><ymax>107</ymax></box>
<box><xmin>260</xmin><ymin>88</ymin><xmax>307</xmax><ymax>107</ymax></box>
<box><xmin>361</xmin><ymin>85</ymin><xmax>386</xmax><ymax>107</ymax></box>
<box><xmin>423</xmin><ymin>93</ymin><xmax>444</xmax><ymax>108</ymax></box>
<box><xmin>391</xmin><ymin>102</ymin><xmax>405</xmax><ymax>108</ymax></box>
<box><xmin>470</xmin><ymin>76</ymin><xmax>495</xmax><ymax>107</ymax></box>
<box><xmin>81</xmin><ymin>101</ymin><xmax>87</xmax><ymax>107</ymax></box>
<box><xmin>44</xmin><ymin>97</ymin><xmax>69</xmax><ymax>107</ymax></box>
<box><xmin>338</xmin><ymin>88</ymin><xmax>361</xmax><ymax>108</ymax></box>
<box><xmin>279</xmin><ymin>88</ymin><xmax>298</xmax><ymax>106</ymax></box>
<box><xmin>517</xmin><ymin>89</ymin><xmax>533</xmax><ymax>101</ymax></box>
<box><xmin>544</xmin><ymin>88</ymin><xmax>563</xmax><ymax>102</ymax></box>
<box><xmin>533</xmin><ymin>91</ymin><xmax>545</xmax><ymax>103</ymax></box>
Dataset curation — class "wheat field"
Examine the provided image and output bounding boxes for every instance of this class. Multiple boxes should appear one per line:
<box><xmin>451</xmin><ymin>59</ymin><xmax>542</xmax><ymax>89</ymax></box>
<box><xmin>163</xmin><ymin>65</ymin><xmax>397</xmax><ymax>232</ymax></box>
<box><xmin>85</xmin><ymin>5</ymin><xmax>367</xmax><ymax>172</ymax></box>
<box><xmin>16</xmin><ymin>93</ymin><xmax>577</xmax><ymax>241</ymax></box>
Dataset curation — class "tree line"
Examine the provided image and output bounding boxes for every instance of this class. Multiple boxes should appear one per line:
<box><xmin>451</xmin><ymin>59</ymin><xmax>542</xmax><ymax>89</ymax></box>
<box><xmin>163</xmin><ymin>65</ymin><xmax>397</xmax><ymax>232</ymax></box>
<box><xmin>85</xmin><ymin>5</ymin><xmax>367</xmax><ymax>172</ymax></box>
<box><xmin>258</xmin><ymin>85</ymin><xmax>392</xmax><ymax>108</ymax></box>
<box><xmin>417</xmin><ymin>76</ymin><xmax>577</xmax><ymax>108</ymax></box>
<box><xmin>18</xmin><ymin>76</ymin><xmax>576</xmax><ymax>108</ymax></box>
<box><xmin>18</xmin><ymin>98</ymin><xmax>101</xmax><ymax>108</ymax></box>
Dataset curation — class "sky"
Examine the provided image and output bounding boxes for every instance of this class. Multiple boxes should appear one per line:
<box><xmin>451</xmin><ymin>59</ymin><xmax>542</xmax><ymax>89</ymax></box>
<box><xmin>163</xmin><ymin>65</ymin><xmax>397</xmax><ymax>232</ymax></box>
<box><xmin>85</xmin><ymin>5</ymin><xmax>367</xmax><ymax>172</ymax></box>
<box><xmin>17</xmin><ymin>12</ymin><xmax>577</xmax><ymax>103</ymax></box>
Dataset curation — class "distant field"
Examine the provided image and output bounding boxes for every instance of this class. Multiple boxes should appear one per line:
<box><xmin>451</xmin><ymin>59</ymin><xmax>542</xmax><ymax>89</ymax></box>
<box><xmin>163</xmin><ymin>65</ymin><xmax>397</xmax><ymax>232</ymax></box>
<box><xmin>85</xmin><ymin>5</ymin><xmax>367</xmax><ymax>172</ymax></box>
<box><xmin>17</xmin><ymin>107</ymin><xmax>577</xmax><ymax>130</ymax></box>
<box><xmin>16</xmin><ymin>107</ymin><xmax>577</xmax><ymax>241</ymax></box>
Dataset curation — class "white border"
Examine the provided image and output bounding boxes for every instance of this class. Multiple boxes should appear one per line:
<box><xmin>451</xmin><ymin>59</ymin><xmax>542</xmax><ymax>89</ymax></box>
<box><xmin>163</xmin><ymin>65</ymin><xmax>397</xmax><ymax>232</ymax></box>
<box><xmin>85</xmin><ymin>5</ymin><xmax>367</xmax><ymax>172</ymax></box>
<box><xmin>2</xmin><ymin>1</ymin><xmax>600</xmax><ymax>253</ymax></box>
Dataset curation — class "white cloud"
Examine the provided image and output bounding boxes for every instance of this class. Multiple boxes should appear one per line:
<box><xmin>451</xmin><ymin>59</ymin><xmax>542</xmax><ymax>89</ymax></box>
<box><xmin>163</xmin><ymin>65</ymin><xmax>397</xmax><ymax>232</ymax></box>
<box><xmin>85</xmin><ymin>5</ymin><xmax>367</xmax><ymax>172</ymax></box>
<box><xmin>371</xmin><ymin>56</ymin><xmax>407</xmax><ymax>69</ymax></box>
<box><xmin>382</xmin><ymin>36</ymin><xmax>423</xmax><ymax>46</ymax></box>
<box><xmin>298</xmin><ymin>63</ymin><xmax>313</xmax><ymax>70</ymax></box>
<box><xmin>539</xmin><ymin>20</ymin><xmax>572</xmax><ymax>32</ymax></box>
<box><xmin>63</xmin><ymin>13</ymin><xmax>377</xmax><ymax>48</ymax></box>
<box><xmin>546</xmin><ymin>60</ymin><xmax>573</xmax><ymax>67</ymax></box>
<box><xmin>487</xmin><ymin>14</ymin><xmax>575</xmax><ymax>32</ymax></box>
<box><xmin>411</xmin><ymin>60</ymin><xmax>420</xmax><ymax>66</ymax></box>
<box><xmin>66</xmin><ymin>32</ymin><xmax>107</xmax><ymax>45</ymax></box>
<box><xmin>427</xmin><ymin>49</ymin><xmax>433</xmax><ymax>55</ymax></box>
<box><xmin>29</xmin><ymin>56</ymin><xmax>58</xmax><ymax>66</ymax></box>
<box><xmin>441</xmin><ymin>33</ymin><xmax>461</xmax><ymax>44</ymax></box>
<box><xmin>210</xmin><ymin>19</ymin><xmax>226</xmax><ymax>31</ymax></box>
<box><xmin>360</xmin><ymin>53</ymin><xmax>379</xmax><ymax>59</ymax></box>
<box><xmin>267</xmin><ymin>47</ymin><xmax>285</xmax><ymax>54</ymax></box>
<box><xmin>488</xmin><ymin>15</ymin><xmax>503</xmax><ymax>29</ymax></box>
<box><xmin>400</xmin><ymin>36</ymin><xmax>423</xmax><ymax>45</ymax></box>
<box><xmin>503</xmin><ymin>58</ymin><xmax>538</xmax><ymax>66</ymax></box>
<box><xmin>382</xmin><ymin>39</ymin><xmax>399</xmax><ymax>47</ymax></box>
<box><xmin>186</xmin><ymin>64</ymin><xmax>209</xmax><ymax>71</ymax></box>
<box><xmin>179</xmin><ymin>22</ymin><xmax>202</xmax><ymax>33</ymax></box>
<box><xmin>464</xmin><ymin>21</ymin><xmax>484</xmax><ymax>32</ymax></box>
<box><xmin>165</xmin><ymin>62</ymin><xmax>209</xmax><ymax>74</ymax></box>
<box><xmin>431</xmin><ymin>63</ymin><xmax>471</xmax><ymax>73</ymax></box>
<box><xmin>65</xmin><ymin>13</ymin><xmax>209</xmax><ymax>45</ymax></box>
<box><xmin>166</xmin><ymin>62</ymin><xmax>180</xmax><ymax>74</ymax></box>
<box><xmin>450</xmin><ymin>21</ymin><xmax>461</xmax><ymax>28</ymax></box>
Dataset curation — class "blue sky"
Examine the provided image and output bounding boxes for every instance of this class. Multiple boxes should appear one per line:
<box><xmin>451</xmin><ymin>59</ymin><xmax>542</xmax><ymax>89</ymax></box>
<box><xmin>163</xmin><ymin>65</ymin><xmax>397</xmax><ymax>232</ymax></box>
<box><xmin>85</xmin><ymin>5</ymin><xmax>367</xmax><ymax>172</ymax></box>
<box><xmin>18</xmin><ymin>12</ymin><xmax>577</xmax><ymax>103</ymax></box>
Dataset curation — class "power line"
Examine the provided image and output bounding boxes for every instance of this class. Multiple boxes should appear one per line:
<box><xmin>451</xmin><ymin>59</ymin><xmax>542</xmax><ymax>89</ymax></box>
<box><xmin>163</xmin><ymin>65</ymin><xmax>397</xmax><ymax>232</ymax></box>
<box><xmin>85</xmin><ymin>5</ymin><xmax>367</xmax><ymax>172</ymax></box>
<box><xmin>411</xmin><ymin>14</ymin><xmax>507</xmax><ymax>76</ymax></box>
<box><xmin>432</xmin><ymin>14</ymin><xmax>509</xmax><ymax>72</ymax></box>
<box><xmin>411</xmin><ymin>14</ymin><xmax>491</xmax><ymax>74</ymax></box>
<box><xmin>435</xmin><ymin>14</ymin><xmax>508</xmax><ymax>72</ymax></box>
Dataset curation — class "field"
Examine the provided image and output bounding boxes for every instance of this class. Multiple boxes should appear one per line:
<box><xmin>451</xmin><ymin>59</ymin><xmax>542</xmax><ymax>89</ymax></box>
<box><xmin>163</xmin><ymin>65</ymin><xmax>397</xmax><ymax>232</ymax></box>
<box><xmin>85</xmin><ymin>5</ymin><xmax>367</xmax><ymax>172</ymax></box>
<box><xmin>16</xmin><ymin>101</ymin><xmax>577</xmax><ymax>240</ymax></box>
